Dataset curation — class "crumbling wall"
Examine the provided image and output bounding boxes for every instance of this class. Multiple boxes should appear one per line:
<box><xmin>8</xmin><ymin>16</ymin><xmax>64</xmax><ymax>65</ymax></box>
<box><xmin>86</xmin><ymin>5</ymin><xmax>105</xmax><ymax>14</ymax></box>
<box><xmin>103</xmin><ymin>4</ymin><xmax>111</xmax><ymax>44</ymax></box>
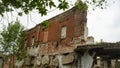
<box><xmin>23</xmin><ymin>6</ymin><xmax>89</xmax><ymax>68</ymax></box>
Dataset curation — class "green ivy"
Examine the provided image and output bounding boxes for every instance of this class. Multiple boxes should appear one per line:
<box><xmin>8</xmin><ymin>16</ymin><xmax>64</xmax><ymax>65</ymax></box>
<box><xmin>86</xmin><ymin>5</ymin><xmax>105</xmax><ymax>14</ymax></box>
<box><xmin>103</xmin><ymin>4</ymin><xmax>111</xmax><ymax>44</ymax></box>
<box><xmin>40</xmin><ymin>20</ymin><xmax>50</xmax><ymax>29</ymax></box>
<box><xmin>75</xmin><ymin>0</ymin><xmax>88</xmax><ymax>11</ymax></box>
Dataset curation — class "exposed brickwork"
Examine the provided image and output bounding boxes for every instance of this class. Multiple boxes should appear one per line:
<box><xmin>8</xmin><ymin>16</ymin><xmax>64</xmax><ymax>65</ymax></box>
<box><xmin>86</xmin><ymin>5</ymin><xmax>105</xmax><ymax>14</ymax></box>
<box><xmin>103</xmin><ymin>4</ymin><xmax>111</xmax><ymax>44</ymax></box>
<box><xmin>26</xmin><ymin>7</ymin><xmax>87</xmax><ymax>47</ymax></box>
<box><xmin>25</xmin><ymin>6</ymin><xmax>88</xmax><ymax>68</ymax></box>
<box><xmin>26</xmin><ymin>26</ymin><xmax>40</xmax><ymax>47</ymax></box>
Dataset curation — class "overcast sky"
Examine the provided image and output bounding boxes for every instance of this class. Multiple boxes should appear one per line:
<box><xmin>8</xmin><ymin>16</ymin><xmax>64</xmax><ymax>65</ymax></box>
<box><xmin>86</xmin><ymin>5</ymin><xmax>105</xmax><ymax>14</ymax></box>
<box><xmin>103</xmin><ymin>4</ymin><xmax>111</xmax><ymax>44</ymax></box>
<box><xmin>0</xmin><ymin>0</ymin><xmax>120</xmax><ymax>42</ymax></box>
<box><xmin>88</xmin><ymin>0</ymin><xmax>120</xmax><ymax>42</ymax></box>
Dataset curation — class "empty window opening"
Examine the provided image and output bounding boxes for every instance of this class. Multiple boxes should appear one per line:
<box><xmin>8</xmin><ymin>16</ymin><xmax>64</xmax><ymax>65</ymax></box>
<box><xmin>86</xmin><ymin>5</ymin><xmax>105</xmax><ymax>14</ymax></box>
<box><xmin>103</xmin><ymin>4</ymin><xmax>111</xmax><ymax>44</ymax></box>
<box><xmin>32</xmin><ymin>36</ymin><xmax>35</xmax><ymax>46</ymax></box>
<box><xmin>61</xmin><ymin>26</ymin><xmax>67</xmax><ymax>39</ymax></box>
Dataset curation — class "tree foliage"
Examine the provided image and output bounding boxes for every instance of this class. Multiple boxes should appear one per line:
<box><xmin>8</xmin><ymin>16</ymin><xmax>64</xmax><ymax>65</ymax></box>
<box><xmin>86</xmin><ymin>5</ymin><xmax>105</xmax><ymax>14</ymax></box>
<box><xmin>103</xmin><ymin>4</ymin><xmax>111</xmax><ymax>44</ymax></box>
<box><xmin>0</xmin><ymin>0</ymin><xmax>107</xmax><ymax>16</ymax></box>
<box><xmin>0</xmin><ymin>20</ymin><xmax>26</xmax><ymax>59</ymax></box>
<box><xmin>40</xmin><ymin>20</ymin><xmax>50</xmax><ymax>29</ymax></box>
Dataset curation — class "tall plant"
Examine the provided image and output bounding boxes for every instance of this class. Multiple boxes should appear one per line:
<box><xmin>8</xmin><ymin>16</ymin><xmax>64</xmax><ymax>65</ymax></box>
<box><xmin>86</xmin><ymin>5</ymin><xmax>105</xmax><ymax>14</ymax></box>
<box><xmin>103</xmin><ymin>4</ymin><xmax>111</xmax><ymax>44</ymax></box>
<box><xmin>0</xmin><ymin>20</ymin><xmax>26</xmax><ymax>66</ymax></box>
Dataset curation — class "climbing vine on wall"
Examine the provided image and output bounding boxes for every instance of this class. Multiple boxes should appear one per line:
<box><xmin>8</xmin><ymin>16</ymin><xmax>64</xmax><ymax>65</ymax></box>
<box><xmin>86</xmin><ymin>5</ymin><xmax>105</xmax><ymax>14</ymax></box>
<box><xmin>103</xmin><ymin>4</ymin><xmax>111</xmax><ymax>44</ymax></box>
<box><xmin>40</xmin><ymin>20</ymin><xmax>50</xmax><ymax>29</ymax></box>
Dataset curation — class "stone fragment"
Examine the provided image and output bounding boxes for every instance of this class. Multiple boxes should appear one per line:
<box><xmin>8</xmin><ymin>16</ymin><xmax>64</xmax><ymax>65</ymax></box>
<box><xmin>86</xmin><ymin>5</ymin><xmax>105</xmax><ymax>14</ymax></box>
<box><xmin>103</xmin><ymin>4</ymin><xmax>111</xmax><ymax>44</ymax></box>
<box><xmin>62</xmin><ymin>53</ymin><xmax>74</xmax><ymax>64</ymax></box>
<box><xmin>41</xmin><ymin>56</ymin><xmax>49</xmax><ymax>65</ymax></box>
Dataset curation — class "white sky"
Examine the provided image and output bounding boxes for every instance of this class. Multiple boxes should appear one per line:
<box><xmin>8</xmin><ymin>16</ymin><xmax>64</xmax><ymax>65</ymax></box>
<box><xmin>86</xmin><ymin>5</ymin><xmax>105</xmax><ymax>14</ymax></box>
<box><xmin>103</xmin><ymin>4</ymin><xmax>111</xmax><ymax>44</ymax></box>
<box><xmin>88</xmin><ymin>0</ymin><xmax>120</xmax><ymax>42</ymax></box>
<box><xmin>0</xmin><ymin>0</ymin><xmax>120</xmax><ymax>42</ymax></box>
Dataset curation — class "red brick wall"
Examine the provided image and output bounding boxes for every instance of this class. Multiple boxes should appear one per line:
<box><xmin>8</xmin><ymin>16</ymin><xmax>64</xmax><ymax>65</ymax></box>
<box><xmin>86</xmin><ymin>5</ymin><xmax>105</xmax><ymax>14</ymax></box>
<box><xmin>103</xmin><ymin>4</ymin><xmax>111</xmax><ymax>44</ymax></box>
<box><xmin>47</xmin><ymin>12</ymin><xmax>75</xmax><ymax>44</ymax></box>
<box><xmin>26</xmin><ymin>26</ymin><xmax>40</xmax><ymax>47</ymax></box>
<box><xmin>26</xmin><ymin>7</ymin><xmax>87</xmax><ymax>47</ymax></box>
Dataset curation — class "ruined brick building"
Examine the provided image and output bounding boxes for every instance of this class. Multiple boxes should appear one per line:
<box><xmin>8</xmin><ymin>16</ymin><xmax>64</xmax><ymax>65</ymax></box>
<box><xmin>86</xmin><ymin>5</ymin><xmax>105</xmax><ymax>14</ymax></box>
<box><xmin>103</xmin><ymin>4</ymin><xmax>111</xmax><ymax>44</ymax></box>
<box><xmin>3</xmin><ymin>6</ymin><xmax>120</xmax><ymax>68</ymax></box>
<box><xmin>21</xmin><ymin>6</ymin><xmax>94</xmax><ymax>68</ymax></box>
<box><xmin>0</xmin><ymin>6</ymin><xmax>94</xmax><ymax>68</ymax></box>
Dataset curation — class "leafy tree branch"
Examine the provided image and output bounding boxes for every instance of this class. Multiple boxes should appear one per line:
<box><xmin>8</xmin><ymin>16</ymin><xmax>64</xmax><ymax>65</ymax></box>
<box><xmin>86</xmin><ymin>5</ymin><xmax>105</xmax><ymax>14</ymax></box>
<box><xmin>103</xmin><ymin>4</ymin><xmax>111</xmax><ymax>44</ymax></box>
<box><xmin>0</xmin><ymin>0</ymin><xmax>107</xmax><ymax>16</ymax></box>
